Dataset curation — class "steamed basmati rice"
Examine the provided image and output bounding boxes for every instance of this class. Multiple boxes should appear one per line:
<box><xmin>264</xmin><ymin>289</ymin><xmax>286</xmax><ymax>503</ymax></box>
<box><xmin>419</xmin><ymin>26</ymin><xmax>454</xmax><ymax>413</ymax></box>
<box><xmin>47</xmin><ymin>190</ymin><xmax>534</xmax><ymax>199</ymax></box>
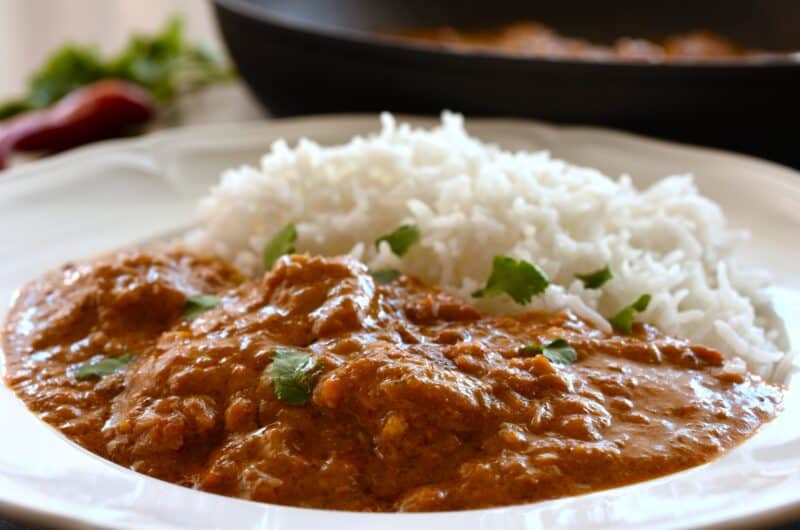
<box><xmin>186</xmin><ymin>113</ymin><xmax>792</xmax><ymax>381</ymax></box>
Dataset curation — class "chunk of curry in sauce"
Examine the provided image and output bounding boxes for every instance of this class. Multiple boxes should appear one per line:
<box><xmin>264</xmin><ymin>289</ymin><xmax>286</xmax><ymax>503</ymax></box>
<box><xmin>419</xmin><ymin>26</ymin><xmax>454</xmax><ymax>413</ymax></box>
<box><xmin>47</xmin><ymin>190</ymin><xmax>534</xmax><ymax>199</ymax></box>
<box><xmin>2</xmin><ymin>249</ymin><xmax>781</xmax><ymax>511</ymax></box>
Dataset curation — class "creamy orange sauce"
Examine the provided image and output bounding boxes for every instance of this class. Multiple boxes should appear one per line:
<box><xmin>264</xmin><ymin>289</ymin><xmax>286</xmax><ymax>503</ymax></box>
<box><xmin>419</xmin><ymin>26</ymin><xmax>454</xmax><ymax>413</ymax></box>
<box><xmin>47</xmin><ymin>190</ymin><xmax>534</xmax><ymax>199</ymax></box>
<box><xmin>2</xmin><ymin>249</ymin><xmax>782</xmax><ymax>511</ymax></box>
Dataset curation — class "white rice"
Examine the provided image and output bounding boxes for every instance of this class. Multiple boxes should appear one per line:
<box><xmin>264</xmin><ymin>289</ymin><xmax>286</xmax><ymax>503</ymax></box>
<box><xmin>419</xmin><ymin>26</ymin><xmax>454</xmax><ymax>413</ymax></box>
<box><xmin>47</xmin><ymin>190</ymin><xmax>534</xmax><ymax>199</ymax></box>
<box><xmin>186</xmin><ymin>112</ymin><xmax>791</xmax><ymax>381</ymax></box>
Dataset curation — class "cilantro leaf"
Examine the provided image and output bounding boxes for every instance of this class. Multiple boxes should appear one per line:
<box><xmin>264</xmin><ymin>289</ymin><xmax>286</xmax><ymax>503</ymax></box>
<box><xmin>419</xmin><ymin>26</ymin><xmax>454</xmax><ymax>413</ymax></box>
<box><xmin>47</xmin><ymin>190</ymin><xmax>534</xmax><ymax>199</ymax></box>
<box><xmin>107</xmin><ymin>17</ymin><xmax>234</xmax><ymax>101</ymax></box>
<box><xmin>371</xmin><ymin>268</ymin><xmax>401</xmax><ymax>284</ymax></box>
<box><xmin>472</xmin><ymin>255</ymin><xmax>550</xmax><ymax>304</ymax></box>
<box><xmin>75</xmin><ymin>353</ymin><xmax>134</xmax><ymax>381</ymax></box>
<box><xmin>0</xmin><ymin>99</ymin><xmax>32</xmax><ymax>120</ymax></box>
<box><xmin>184</xmin><ymin>294</ymin><xmax>220</xmax><ymax>319</ymax></box>
<box><xmin>108</xmin><ymin>18</ymin><xmax>184</xmax><ymax>101</ymax></box>
<box><xmin>609</xmin><ymin>294</ymin><xmax>652</xmax><ymax>333</ymax></box>
<box><xmin>375</xmin><ymin>224</ymin><xmax>420</xmax><ymax>257</ymax></box>
<box><xmin>28</xmin><ymin>45</ymin><xmax>109</xmax><ymax>109</ymax></box>
<box><xmin>267</xmin><ymin>348</ymin><xmax>321</xmax><ymax>405</ymax></box>
<box><xmin>522</xmin><ymin>338</ymin><xmax>578</xmax><ymax>365</ymax></box>
<box><xmin>575</xmin><ymin>265</ymin><xmax>613</xmax><ymax>289</ymax></box>
<box><xmin>262</xmin><ymin>223</ymin><xmax>297</xmax><ymax>269</ymax></box>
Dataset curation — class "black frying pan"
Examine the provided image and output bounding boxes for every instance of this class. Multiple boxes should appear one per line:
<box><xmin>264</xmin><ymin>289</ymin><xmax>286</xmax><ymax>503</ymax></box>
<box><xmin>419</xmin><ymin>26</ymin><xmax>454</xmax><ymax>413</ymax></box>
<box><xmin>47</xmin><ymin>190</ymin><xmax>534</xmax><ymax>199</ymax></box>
<box><xmin>212</xmin><ymin>0</ymin><xmax>800</xmax><ymax>166</ymax></box>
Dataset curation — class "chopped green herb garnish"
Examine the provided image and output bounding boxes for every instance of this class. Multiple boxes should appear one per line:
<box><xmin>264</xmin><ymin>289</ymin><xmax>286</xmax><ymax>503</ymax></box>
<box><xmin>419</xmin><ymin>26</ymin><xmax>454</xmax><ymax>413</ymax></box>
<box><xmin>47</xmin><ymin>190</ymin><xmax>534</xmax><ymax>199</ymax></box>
<box><xmin>262</xmin><ymin>223</ymin><xmax>297</xmax><ymax>269</ymax></box>
<box><xmin>375</xmin><ymin>224</ymin><xmax>420</xmax><ymax>257</ymax></box>
<box><xmin>267</xmin><ymin>347</ymin><xmax>321</xmax><ymax>405</ymax></box>
<box><xmin>575</xmin><ymin>265</ymin><xmax>613</xmax><ymax>289</ymax></box>
<box><xmin>522</xmin><ymin>338</ymin><xmax>578</xmax><ymax>365</ymax></box>
<box><xmin>0</xmin><ymin>17</ymin><xmax>233</xmax><ymax>121</ymax></box>
<box><xmin>371</xmin><ymin>268</ymin><xmax>401</xmax><ymax>284</ymax></box>
<box><xmin>75</xmin><ymin>353</ymin><xmax>134</xmax><ymax>381</ymax></box>
<box><xmin>472</xmin><ymin>255</ymin><xmax>550</xmax><ymax>305</ymax></box>
<box><xmin>609</xmin><ymin>294</ymin><xmax>652</xmax><ymax>333</ymax></box>
<box><xmin>184</xmin><ymin>294</ymin><xmax>220</xmax><ymax>319</ymax></box>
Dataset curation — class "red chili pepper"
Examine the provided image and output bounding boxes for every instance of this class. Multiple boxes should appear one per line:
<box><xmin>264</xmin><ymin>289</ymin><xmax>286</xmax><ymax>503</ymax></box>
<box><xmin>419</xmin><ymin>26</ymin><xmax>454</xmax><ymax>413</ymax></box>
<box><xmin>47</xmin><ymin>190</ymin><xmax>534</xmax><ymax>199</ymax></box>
<box><xmin>0</xmin><ymin>79</ymin><xmax>155</xmax><ymax>170</ymax></box>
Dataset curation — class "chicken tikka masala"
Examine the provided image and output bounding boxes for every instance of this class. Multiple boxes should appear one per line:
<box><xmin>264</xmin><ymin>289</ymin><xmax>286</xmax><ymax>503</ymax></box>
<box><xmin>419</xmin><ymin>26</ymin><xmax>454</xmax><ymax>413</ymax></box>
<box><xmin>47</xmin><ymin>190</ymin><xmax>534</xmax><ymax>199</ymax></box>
<box><xmin>2</xmin><ymin>244</ymin><xmax>781</xmax><ymax>511</ymax></box>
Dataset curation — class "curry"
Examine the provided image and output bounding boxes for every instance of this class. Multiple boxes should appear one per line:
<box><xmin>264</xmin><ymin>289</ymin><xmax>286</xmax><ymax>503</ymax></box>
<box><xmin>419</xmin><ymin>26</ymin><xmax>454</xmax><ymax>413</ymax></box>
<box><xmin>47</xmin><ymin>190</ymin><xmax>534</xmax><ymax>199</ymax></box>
<box><xmin>2</xmin><ymin>248</ymin><xmax>781</xmax><ymax>511</ymax></box>
<box><xmin>393</xmin><ymin>21</ymin><xmax>776</xmax><ymax>62</ymax></box>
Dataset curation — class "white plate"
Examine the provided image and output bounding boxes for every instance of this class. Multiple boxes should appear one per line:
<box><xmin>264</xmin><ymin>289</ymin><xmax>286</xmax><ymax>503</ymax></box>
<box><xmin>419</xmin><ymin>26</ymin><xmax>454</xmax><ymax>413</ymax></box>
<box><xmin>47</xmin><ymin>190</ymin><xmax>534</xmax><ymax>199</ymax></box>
<box><xmin>1</xmin><ymin>115</ymin><xmax>799</xmax><ymax>530</ymax></box>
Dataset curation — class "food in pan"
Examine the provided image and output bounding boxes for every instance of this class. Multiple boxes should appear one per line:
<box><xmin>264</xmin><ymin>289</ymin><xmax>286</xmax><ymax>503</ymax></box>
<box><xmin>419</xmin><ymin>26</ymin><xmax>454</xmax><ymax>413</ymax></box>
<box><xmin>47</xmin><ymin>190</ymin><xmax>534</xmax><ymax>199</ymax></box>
<box><xmin>391</xmin><ymin>21</ymin><xmax>789</xmax><ymax>62</ymax></box>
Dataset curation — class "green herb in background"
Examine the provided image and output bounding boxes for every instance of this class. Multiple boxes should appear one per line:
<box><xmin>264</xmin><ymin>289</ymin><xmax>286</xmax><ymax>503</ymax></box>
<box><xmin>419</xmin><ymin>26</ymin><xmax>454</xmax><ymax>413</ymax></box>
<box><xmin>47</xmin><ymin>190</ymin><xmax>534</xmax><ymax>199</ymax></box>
<box><xmin>375</xmin><ymin>224</ymin><xmax>420</xmax><ymax>257</ymax></box>
<box><xmin>371</xmin><ymin>268</ymin><xmax>401</xmax><ymax>284</ymax></box>
<box><xmin>28</xmin><ymin>46</ymin><xmax>109</xmax><ymax>110</ymax></box>
<box><xmin>0</xmin><ymin>17</ymin><xmax>233</xmax><ymax>121</ymax></box>
<box><xmin>0</xmin><ymin>100</ymin><xmax>31</xmax><ymax>120</ymax></box>
<box><xmin>522</xmin><ymin>338</ymin><xmax>578</xmax><ymax>365</ymax></box>
<box><xmin>263</xmin><ymin>223</ymin><xmax>297</xmax><ymax>269</ymax></box>
<box><xmin>609</xmin><ymin>294</ymin><xmax>652</xmax><ymax>333</ymax></box>
<box><xmin>184</xmin><ymin>294</ymin><xmax>220</xmax><ymax>319</ymax></box>
<box><xmin>75</xmin><ymin>353</ymin><xmax>135</xmax><ymax>381</ymax></box>
<box><xmin>472</xmin><ymin>255</ymin><xmax>550</xmax><ymax>304</ymax></box>
<box><xmin>575</xmin><ymin>265</ymin><xmax>613</xmax><ymax>289</ymax></box>
<box><xmin>267</xmin><ymin>347</ymin><xmax>322</xmax><ymax>405</ymax></box>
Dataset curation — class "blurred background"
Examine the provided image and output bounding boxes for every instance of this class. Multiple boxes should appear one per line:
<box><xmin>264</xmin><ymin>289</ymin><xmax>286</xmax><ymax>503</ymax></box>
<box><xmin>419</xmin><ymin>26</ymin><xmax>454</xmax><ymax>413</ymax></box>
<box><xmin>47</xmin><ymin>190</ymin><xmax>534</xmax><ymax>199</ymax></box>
<box><xmin>1</xmin><ymin>0</ymin><xmax>798</xmax><ymax>171</ymax></box>
<box><xmin>1</xmin><ymin>1</ymin><xmax>210</xmax><ymax>97</ymax></box>
<box><xmin>0</xmin><ymin>0</ymin><xmax>262</xmax><ymax>125</ymax></box>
